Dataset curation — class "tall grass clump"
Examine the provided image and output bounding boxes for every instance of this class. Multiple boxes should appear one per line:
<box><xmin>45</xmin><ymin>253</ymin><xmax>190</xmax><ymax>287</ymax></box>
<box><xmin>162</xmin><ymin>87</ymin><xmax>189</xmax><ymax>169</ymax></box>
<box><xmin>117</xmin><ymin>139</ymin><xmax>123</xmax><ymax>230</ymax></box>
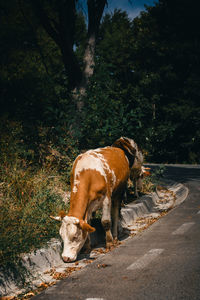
<box><xmin>0</xmin><ymin>119</ymin><xmax>77</xmax><ymax>270</ymax></box>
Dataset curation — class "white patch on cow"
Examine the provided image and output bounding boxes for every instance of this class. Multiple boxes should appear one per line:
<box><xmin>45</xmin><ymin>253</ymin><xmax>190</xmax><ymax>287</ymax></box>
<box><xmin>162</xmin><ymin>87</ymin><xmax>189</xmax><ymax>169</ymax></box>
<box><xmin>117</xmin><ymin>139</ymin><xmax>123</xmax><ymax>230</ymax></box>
<box><xmin>73</xmin><ymin>178</ymin><xmax>80</xmax><ymax>193</ymax></box>
<box><xmin>92</xmin><ymin>149</ymin><xmax>116</xmax><ymax>189</ymax></box>
<box><xmin>102</xmin><ymin>195</ymin><xmax>111</xmax><ymax>221</ymax></box>
<box><xmin>63</xmin><ymin>215</ymin><xmax>79</xmax><ymax>224</ymax></box>
<box><xmin>72</xmin><ymin>148</ymin><xmax>116</xmax><ymax>193</ymax></box>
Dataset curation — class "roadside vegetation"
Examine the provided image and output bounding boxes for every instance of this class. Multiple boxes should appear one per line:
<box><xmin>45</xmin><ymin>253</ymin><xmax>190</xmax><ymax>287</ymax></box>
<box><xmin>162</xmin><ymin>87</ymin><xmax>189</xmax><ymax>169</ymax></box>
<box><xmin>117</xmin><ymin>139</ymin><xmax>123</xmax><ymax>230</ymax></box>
<box><xmin>0</xmin><ymin>121</ymin><xmax>76</xmax><ymax>270</ymax></box>
<box><xmin>0</xmin><ymin>121</ymin><xmax>163</xmax><ymax>271</ymax></box>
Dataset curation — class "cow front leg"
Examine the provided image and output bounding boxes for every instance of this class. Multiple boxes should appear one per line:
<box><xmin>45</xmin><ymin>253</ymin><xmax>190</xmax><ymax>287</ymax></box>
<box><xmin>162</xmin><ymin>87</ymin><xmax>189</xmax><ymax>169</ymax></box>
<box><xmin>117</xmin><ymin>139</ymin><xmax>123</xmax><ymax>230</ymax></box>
<box><xmin>81</xmin><ymin>234</ymin><xmax>91</xmax><ymax>254</ymax></box>
<box><xmin>134</xmin><ymin>177</ymin><xmax>143</xmax><ymax>198</ymax></box>
<box><xmin>101</xmin><ymin>196</ymin><xmax>113</xmax><ymax>248</ymax></box>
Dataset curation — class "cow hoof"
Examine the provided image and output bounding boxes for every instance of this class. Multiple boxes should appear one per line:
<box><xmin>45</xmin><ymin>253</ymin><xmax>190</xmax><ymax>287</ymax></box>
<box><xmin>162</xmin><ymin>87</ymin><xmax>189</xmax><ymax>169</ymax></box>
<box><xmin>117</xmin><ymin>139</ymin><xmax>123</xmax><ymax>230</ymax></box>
<box><xmin>113</xmin><ymin>237</ymin><xmax>118</xmax><ymax>244</ymax></box>
<box><xmin>106</xmin><ymin>241</ymin><xmax>114</xmax><ymax>249</ymax></box>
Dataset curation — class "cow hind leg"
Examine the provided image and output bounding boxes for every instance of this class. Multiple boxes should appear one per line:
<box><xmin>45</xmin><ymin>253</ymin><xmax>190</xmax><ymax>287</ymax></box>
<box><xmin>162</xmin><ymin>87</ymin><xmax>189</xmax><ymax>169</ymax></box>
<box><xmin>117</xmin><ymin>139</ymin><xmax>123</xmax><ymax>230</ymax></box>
<box><xmin>101</xmin><ymin>195</ymin><xmax>113</xmax><ymax>248</ymax></box>
<box><xmin>112</xmin><ymin>191</ymin><xmax>124</xmax><ymax>241</ymax></box>
<box><xmin>134</xmin><ymin>178</ymin><xmax>139</xmax><ymax>198</ymax></box>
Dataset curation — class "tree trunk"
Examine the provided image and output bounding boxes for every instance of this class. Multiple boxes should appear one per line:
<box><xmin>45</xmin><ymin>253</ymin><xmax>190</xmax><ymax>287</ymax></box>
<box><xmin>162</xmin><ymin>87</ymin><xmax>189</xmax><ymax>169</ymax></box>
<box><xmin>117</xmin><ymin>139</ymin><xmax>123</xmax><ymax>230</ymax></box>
<box><xmin>73</xmin><ymin>33</ymin><xmax>96</xmax><ymax>111</ymax></box>
<box><xmin>29</xmin><ymin>0</ymin><xmax>107</xmax><ymax>137</ymax></box>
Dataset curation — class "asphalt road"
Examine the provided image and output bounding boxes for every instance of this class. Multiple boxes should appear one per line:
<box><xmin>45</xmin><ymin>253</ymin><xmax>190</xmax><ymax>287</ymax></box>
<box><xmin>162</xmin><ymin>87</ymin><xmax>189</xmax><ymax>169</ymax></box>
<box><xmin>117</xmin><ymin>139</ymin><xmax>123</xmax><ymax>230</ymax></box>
<box><xmin>33</xmin><ymin>165</ymin><xmax>200</xmax><ymax>300</ymax></box>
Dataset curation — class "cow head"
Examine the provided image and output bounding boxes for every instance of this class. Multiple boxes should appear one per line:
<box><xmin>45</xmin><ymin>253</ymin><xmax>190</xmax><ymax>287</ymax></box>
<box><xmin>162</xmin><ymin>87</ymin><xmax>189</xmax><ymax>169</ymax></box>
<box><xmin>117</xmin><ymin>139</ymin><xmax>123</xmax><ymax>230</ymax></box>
<box><xmin>50</xmin><ymin>212</ymin><xmax>95</xmax><ymax>262</ymax></box>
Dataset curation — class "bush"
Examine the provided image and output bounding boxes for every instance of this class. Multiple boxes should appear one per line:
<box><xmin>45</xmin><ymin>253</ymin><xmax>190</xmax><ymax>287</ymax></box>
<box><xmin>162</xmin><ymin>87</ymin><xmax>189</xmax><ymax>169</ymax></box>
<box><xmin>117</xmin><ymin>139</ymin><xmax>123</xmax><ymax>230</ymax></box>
<box><xmin>0</xmin><ymin>118</ymin><xmax>75</xmax><ymax>267</ymax></box>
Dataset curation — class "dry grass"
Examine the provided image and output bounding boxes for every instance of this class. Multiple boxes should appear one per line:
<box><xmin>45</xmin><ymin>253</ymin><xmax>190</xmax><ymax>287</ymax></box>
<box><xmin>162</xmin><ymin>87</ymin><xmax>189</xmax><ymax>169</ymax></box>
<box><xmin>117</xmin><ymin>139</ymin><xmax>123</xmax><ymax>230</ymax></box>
<box><xmin>0</xmin><ymin>122</ymin><xmax>72</xmax><ymax>268</ymax></box>
<box><xmin>0</xmin><ymin>161</ymin><xmax>69</xmax><ymax>266</ymax></box>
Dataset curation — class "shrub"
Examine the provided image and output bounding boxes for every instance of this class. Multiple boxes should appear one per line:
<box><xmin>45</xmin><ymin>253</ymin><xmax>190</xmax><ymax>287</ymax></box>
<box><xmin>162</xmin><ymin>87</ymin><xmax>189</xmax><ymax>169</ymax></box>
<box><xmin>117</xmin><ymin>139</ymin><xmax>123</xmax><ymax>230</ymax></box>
<box><xmin>0</xmin><ymin>119</ymin><xmax>74</xmax><ymax>267</ymax></box>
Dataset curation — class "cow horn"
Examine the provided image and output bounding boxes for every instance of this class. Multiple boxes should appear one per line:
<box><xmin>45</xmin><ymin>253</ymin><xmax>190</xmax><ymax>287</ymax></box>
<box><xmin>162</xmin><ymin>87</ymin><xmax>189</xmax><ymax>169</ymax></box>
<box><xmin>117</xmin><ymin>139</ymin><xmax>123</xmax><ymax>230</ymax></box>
<box><xmin>50</xmin><ymin>215</ymin><xmax>62</xmax><ymax>221</ymax></box>
<box><xmin>50</xmin><ymin>210</ymin><xmax>67</xmax><ymax>221</ymax></box>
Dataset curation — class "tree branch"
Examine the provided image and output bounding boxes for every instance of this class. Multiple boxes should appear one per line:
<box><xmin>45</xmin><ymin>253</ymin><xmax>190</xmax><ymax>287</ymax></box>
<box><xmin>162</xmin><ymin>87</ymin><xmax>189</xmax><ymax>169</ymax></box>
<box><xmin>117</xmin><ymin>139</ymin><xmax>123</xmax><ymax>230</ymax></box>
<box><xmin>30</xmin><ymin>0</ymin><xmax>61</xmax><ymax>47</ymax></box>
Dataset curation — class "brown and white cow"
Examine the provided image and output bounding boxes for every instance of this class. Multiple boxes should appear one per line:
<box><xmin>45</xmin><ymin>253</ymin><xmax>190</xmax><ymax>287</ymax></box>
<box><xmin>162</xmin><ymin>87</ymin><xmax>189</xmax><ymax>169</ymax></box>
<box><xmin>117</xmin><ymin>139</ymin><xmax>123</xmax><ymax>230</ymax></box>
<box><xmin>51</xmin><ymin>137</ymin><xmax>147</xmax><ymax>262</ymax></box>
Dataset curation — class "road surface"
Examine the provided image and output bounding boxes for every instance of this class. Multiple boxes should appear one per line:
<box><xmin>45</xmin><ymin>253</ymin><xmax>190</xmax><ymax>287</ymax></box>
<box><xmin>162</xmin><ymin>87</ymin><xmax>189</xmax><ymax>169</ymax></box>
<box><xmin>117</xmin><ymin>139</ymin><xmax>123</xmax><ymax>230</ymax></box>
<box><xmin>33</xmin><ymin>165</ymin><xmax>200</xmax><ymax>300</ymax></box>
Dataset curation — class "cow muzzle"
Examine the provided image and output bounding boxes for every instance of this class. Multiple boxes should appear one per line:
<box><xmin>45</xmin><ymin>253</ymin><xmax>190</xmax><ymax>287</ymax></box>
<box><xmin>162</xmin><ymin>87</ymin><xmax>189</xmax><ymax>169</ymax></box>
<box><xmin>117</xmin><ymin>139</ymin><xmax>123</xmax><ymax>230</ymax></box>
<box><xmin>62</xmin><ymin>254</ymin><xmax>77</xmax><ymax>263</ymax></box>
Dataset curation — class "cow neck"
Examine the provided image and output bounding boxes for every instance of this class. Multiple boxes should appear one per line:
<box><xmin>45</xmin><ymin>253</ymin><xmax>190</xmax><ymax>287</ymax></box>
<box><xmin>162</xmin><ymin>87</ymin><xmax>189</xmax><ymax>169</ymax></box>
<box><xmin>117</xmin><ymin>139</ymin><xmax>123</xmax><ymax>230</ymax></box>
<box><xmin>113</xmin><ymin>146</ymin><xmax>134</xmax><ymax>167</ymax></box>
<box><xmin>124</xmin><ymin>151</ymin><xmax>135</xmax><ymax>168</ymax></box>
<box><xmin>68</xmin><ymin>189</ymin><xmax>88</xmax><ymax>221</ymax></box>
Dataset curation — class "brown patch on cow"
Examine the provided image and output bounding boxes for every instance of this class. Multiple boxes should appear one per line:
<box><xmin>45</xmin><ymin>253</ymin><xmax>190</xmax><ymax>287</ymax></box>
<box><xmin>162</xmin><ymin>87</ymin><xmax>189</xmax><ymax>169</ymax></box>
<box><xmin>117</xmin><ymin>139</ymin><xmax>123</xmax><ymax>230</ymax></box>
<box><xmin>59</xmin><ymin>210</ymin><xmax>67</xmax><ymax>219</ymax></box>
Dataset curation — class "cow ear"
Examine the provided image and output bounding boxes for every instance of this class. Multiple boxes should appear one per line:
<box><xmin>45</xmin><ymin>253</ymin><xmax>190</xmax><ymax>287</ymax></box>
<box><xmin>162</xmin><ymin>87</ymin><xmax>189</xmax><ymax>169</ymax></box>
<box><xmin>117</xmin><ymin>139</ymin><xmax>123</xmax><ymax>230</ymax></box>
<box><xmin>142</xmin><ymin>167</ymin><xmax>151</xmax><ymax>177</ymax></box>
<box><xmin>59</xmin><ymin>210</ymin><xmax>67</xmax><ymax>218</ymax></box>
<box><xmin>79</xmin><ymin>220</ymin><xmax>96</xmax><ymax>233</ymax></box>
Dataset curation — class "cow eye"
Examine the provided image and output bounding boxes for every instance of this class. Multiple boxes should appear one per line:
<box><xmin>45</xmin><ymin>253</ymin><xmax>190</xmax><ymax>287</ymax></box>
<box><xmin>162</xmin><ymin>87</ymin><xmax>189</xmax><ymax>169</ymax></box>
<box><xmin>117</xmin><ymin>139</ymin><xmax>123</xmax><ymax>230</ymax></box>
<box><xmin>71</xmin><ymin>235</ymin><xmax>77</xmax><ymax>242</ymax></box>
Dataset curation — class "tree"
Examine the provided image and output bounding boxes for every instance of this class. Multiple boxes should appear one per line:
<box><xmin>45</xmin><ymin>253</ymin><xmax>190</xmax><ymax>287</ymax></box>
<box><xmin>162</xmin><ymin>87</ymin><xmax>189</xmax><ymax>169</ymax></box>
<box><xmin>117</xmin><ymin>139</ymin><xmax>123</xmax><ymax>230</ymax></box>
<box><xmin>130</xmin><ymin>0</ymin><xmax>200</xmax><ymax>162</ymax></box>
<box><xmin>30</xmin><ymin>0</ymin><xmax>107</xmax><ymax>111</ymax></box>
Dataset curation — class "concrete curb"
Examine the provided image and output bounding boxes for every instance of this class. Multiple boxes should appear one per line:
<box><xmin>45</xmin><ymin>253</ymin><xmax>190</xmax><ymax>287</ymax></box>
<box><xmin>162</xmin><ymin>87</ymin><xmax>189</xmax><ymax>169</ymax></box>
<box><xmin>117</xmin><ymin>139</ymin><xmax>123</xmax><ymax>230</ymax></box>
<box><xmin>120</xmin><ymin>181</ymin><xmax>188</xmax><ymax>231</ymax></box>
<box><xmin>0</xmin><ymin>181</ymin><xmax>188</xmax><ymax>297</ymax></box>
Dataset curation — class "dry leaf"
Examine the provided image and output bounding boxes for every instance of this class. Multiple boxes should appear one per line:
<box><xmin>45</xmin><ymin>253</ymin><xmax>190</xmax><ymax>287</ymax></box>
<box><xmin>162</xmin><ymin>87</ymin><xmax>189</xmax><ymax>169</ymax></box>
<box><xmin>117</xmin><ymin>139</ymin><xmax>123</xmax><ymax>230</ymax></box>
<box><xmin>24</xmin><ymin>291</ymin><xmax>35</xmax><ymax>298</ymax></box>
<box><xmin>53</xmin><ymin>272</ymin><xmax>67</xmax><ymax>280</ymax></box>
<box><xmin>93</xmin><ymin>248</ymin><xmax>105</xmax><ymax>254</ymax></box>
<box><xmin>97</xmin><ymin>263</ymin><xmax>108</xmax><ymax>269</ymax></box>
<box><xmin>38</xmin><ymin>282</ymin><xmax>48</xmax><ymax>288</ymax></box>
<box><xmin>83</xmin><ymin>259</ymin><xmax>93</xmax><ymax>264</ymax></box>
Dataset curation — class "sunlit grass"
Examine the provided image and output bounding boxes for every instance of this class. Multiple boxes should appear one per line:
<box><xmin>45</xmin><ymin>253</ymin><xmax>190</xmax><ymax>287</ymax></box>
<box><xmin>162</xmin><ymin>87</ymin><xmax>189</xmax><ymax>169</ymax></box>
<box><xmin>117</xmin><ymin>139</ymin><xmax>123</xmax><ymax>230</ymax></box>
<box><xmin>0</xmin><ymin>161</ymin><xmax>69</xmax><ymax>267</ymax></box>
<box><xmin>0</xmin><ymin>122</ymin><xmax>72</xmax><ymax>268</ymax></box>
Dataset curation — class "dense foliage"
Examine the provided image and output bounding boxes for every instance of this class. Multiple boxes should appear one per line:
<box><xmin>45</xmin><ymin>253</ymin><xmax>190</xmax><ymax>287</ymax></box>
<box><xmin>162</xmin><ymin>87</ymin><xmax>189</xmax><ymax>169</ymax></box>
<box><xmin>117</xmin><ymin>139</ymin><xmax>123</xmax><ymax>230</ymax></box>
<box><xmin>1</xmin><ymin>0</ymin><xmax>199</xmax><ymax>163</ymax></box>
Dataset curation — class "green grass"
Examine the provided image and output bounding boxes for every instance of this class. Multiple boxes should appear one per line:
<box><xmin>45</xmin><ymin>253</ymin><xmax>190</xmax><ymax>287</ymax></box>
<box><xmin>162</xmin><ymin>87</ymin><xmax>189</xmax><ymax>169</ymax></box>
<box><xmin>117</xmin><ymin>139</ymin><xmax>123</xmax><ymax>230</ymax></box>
<box><xmin>0</xmin><ymin>163</ymin><xmax>69</xmax><ymax>267</ymax></box>
<box><xmin>0</xmin><ymin>121</ymin><xmax>73</xmax><ymax>271</ymax></box>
